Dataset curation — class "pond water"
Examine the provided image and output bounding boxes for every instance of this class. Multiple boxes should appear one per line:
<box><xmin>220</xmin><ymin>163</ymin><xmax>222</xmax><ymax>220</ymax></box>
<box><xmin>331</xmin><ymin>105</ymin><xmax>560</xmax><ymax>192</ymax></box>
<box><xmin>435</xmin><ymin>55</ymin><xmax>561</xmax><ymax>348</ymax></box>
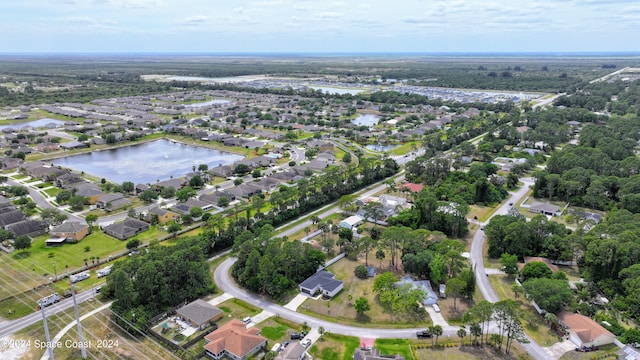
<box><xmin>352</xmin><ymin>114</ymin><xmax>380</xmax><ymax>127</ymax></box>
<box><xmin>365</xmin><ymin>144</ymin><xmax>399</xmax><ymax>152</ymax></box>
<box><xmin>0</xmin><ymin>118</ymin><xmax>66</xmax><ymax>131</ymax></box>
<box><xmin>184</xmin><ymin>99</ymin><xmax>230</xmax><ymax>108</ymax></box>
<box><xmin>309</xmin><ymin>86</ymin><xmax>364</xmax><ymax>95</ymax></box>
<box><xmin>52</xmin><ymin>139</ymin><xmax>244</xmax><ymax>184</ymax></box>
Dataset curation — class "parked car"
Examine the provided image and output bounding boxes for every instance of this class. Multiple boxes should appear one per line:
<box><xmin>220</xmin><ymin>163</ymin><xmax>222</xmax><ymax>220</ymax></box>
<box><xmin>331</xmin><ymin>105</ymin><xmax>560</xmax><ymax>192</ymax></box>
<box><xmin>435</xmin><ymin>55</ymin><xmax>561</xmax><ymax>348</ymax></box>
<box><xmin>290</xmin><ymin>333</ymin><xmax>304</xmax><ymax>340</ymax></box>
<box><xmin>301</xmin><ymin>339</ymin><xmax>312</xmax><ymax>348</ymax></box>
<box><xmin>432</xmin><ymin>304</ymin><xmax>441</xmax><ymax>313</ymax></box>
<box><xmin>416</xmin><ymin>330</ymin><xmax>432</xmax><ymax>338</ymax></box>
<box><xmin>242</xmin><ymin>317</ymin><xmax>251</xmax><ymax>324</ymax></box>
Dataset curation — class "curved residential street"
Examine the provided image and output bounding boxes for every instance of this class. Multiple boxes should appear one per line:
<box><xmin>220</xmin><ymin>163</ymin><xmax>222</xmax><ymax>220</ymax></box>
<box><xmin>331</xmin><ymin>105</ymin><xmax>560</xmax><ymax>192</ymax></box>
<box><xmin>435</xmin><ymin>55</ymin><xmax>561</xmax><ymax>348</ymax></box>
<box><xmin>214</xmin><ymin>258</ymin><xmax>467</xmax><ymax>338</ymax></box>
<box><xmin>214</xmin><ymin>176</ymin><xmax>551</xmax><ymax>360</ymax></box>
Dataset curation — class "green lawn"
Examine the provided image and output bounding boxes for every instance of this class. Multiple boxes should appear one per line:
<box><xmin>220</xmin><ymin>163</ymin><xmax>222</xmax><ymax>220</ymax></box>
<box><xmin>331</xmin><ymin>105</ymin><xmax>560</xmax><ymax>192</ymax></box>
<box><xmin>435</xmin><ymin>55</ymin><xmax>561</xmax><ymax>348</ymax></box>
<box><xmin>43</xmin><ymin>187</ymin><xmax>61</xmax><ymax>197</ymax></box>
<box><xmin>309</xmin><ymin>333</ymin><xmax>360</xmax><ymax>360</ymax></box>
<box><xmin>10</xmin><ymin>231</ymin><xmax>127</xmax><ymax>280</ymax></box>
<box><xmin>260</xmin><ymin>323</ymin><xmax>289</xmax><ymax>340</ymax></box>
<box><xmin>375</xmin><ymin>338</ymin><xmax>413</xmax><ymax>359</ymax></box>
<box><xmin>10</xmin><ymin>174</ymin><xmax>29</xmax><ymax>180</ymax></box>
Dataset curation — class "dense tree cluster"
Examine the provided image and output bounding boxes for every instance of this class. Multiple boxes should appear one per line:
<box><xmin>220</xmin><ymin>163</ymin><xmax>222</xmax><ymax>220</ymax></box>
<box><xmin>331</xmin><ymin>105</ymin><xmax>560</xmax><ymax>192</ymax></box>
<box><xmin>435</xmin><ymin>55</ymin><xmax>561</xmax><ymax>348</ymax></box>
<box><xmin>101</xmin><ymin>236</ymin><xmax>215</xmax><ymax>328</ymax></box>
<box><xmin>232</xmin><ymin>225</ymin><xmax>325</xmax><ymax>298</ymax></box>
<box><xmin>580</xmin><ymin>209</ymin><xmax>640</xmax><ymax>319</ymax></box>
<box><xmin>485</xmin><ymin>215</ymin><xmax>570</xmax><ymax>260</ymax></box>
<box><xmin>533</xmin><ymin>118</ymin><xmax>640</xmax><ymax>212</ymax></box>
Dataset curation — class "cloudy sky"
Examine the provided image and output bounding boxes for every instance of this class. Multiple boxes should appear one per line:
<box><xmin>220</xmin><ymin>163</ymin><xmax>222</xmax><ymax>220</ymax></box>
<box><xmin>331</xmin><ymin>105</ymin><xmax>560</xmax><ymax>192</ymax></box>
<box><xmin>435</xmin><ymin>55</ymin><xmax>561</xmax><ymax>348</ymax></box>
<box><xmin>1</xmin><ymin>0</ymin><xmax>638</xmax><ymax>53</ymax></box>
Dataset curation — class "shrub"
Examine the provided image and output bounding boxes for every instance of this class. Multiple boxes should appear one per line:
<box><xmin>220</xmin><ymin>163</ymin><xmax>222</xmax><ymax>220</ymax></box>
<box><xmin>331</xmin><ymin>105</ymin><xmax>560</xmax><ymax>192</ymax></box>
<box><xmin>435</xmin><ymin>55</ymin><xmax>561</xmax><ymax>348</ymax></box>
<box><xmin>355</xmin><ymin>265</ymin><xmax>368</xmax><ymax>279</ymax></box>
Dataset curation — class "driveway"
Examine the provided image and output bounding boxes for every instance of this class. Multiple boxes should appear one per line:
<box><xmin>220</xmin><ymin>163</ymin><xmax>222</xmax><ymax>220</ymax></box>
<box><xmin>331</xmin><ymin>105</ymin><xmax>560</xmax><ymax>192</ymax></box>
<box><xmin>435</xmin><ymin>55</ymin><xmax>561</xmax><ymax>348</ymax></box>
<box><xmin>544</xmin><ymin>339</ymin><xmax>576</xmax><ymax>359</ymax></box>
<box><xmin>425</xmin><ymin>306</ymin><xmax>448</xmax><ymax>327</ymax></box>
<box><xmin>284</xmin><ymin>294</ymin><xmax>309</xmax><ymax>311</ymax></box>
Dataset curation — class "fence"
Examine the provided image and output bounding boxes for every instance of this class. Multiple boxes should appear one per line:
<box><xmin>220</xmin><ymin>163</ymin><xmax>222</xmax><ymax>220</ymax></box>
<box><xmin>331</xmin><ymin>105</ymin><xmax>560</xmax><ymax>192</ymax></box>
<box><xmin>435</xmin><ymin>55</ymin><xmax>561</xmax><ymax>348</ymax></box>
<box><xmin>319</xmin><ymin>253</ymin><xmax>346</xmax><ymax>271</ymax></box>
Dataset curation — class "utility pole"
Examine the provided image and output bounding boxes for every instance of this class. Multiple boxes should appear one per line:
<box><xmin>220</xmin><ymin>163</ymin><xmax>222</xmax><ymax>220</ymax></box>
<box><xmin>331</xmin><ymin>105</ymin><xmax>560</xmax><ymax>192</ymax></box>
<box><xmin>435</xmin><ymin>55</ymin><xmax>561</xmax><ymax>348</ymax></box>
<box><xmin>53</xmin><ymin>261</ymin><xmax>57</xmax><ymax>281</ymax></box>
<box><xmin>70</xmin><ymin>281</ymin><xmax>87</xmax><ymax>359</ymax></box>
<box><xmin>40</xmin><ymin>305</ymin><xmax>54</xmax><ymax>360</ymax></box>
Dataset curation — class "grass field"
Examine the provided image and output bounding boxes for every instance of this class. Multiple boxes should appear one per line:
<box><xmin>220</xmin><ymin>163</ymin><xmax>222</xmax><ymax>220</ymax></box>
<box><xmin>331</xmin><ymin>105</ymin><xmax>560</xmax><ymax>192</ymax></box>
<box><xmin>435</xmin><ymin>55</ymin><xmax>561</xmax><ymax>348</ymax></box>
<box><xmin>375</xmin><ymin>338</ymin><xmax>413</xmax><ymax>359</ymax></box>
<box><xmin>415</xmin><ymin>344</ymin><xmax>531</xmax><ymax>360</ymax></box>
<box><xmin>309</xmin><ymin>333</ymin><xmax>360</xmax><ymax>360</ymax></box>
<box><xmin>10</xmin><ymin>231</ymin><xmax>127</xmax><ymax>280</ymax></box>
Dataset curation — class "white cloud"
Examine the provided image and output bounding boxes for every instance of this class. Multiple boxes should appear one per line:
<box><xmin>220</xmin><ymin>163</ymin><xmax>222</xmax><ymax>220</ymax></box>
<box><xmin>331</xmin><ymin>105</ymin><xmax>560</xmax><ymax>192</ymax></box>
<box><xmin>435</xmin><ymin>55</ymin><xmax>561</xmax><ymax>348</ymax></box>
<box><xmin>179</xmin><ymin>15</ymin><xmax>209</xmax><ymax>24</ymax></box>
<box><xmin>315</xmin><ymin>11</ymin><xmax>342</xmax><ymax>20</ymax></box>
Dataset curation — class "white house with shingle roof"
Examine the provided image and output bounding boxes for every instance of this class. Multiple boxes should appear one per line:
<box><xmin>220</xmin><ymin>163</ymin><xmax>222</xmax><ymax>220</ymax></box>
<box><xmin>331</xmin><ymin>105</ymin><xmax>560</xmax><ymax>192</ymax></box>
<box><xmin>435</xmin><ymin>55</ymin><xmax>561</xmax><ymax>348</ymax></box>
<box><xmin>299</xmin><ymin>270</ymin><xmax>344</xmax><ymax>298</ymax></box>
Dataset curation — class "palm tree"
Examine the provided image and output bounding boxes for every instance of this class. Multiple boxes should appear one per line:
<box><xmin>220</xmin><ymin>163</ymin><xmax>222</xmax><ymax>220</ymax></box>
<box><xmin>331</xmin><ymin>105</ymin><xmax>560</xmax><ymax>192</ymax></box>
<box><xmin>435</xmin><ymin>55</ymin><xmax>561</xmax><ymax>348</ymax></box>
<box><xmin>375</xmin><ymin>249</ymin><xmax>385</xmax><ymax>270</ymax></box>
<box><xmin>470</xmin><ymin>323</ymin><xmax>482</xmax><ymax>345</ymax></box>
<box><xmin>432</xmin><ymin>325</ymin><xmax>443</xmax><ymax>346</ymax></box>
<box><xmin>457</xmin><ymin>326</ymin><xmax>467</xmax><ymax>346</ymax></box>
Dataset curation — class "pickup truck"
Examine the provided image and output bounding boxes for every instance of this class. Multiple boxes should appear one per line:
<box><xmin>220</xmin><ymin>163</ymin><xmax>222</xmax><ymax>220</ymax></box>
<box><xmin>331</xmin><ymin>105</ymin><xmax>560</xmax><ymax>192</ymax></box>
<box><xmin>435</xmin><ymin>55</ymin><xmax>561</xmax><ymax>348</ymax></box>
<box><xmin>416</xmin><ymin>330</ymin><xmax>432</xmax><ymax>338</ymax></box>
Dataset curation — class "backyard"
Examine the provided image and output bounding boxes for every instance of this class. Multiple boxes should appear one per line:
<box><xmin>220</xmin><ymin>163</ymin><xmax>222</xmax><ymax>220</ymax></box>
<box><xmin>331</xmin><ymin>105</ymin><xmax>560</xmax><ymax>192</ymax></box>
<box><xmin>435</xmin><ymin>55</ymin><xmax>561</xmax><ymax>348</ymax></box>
<box><xmin>299</xmin><ymin>257</ymin><xmax>432</xmax><ymax>328</ymax></box>
<box><xmin>10</xmin><ymin>231</ymin><xmax>127</xmax><ymax>280</ymax></box>
<box><xmin>489</xmin><ymin>274</ymin><xmax>561</xmax><ymax>346</ymax></box>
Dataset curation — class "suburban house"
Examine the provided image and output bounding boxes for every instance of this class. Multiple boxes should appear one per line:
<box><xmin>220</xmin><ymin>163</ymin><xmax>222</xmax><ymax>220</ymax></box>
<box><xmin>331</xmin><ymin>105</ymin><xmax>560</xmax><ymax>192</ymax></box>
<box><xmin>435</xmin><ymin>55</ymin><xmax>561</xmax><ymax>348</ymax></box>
<box><xmin>275</xmin><ymin>342</ymin><xmax>307</xmax><ymax>360</ymax></box>
<box><xmin>203</xmin><ymin>319</ymin><xmax>267</xmax><ymax>360</ymax></box>
<box><xmin>353</xmin><ymin>347</ymin><xmax>405</xmax><ymax>360</ymax></box>
<box><xmin>176</xmin><ymin>299</ymin><xmax>223</xmax><ymax>330</ymax></box>
<box><xmin>73</xmin><ymin>183</ymin><xmax>105</xmax><ymax>204</ymax></box>
<box><xmin>558</xmin><ymin>311</ymin><xmax>616</xmax><ymax>348</ymax></box>
<box><xmin>209</xmin><ymin>165</ymin><xmax>234</xmax><ymax>178</ymax></box>
<box><xmin>7</xmin><ymin>219</ymin><xmax>47</xmax><ymax>238</ymax></box>
<box><xmin>54</xmin><ymin>173</ymin><xmax>84</xmax><ymax>188</ymax></box>
<box><xmin>529</xmin><ymin>203</ymin><xmax>561</xmax><ymax>217</ymax></box>
<box><xmin>339</xmin><ymin>215</ymin><xmax>363</xmax><ymax>230</ymax></box>
<box><xmin>199</xmin><ymin>191</ymin><xmax>235</xmax><ymax>206</ymax></box>
<box><xmin>225</xmin><ymin>183</ymin><xmax>262</xmax><ymax>199</ymax></box>
<box><xmin>102</xmin><ymin>217</ymin><xmax>150</xmax><ymax>240</ymax></box>
<box><xmin>146</xmin><ymin>207</ymin><xmax>180</xmax><ymax>224</ymax></box>
<box><xmin>0</xmin><ymin>210</ymin><xmax>26</xmax><ymax>228</ymax></box>
<box><xmin>172</xmin><ymin>198</ymin><xmax>213</xmax><ymax>215</ymax></box>
<box><xmin>299</xmin><ymin>270</ymin><xmax>344</xmax><ymax>298</ymax></box>
<box><xmin>396</xmin><ymin>276</ymin><xmax>438</xmax><ymax>306</ymax></box>
<box><xmin>49</xmin><ymin>221</ymin><xmax>90</xmax><ymax>241</ymax></box>
<box><xmin>96</xmin><ymin>193</ymin><xmax>131</xmax><ymax>211</ymax></box>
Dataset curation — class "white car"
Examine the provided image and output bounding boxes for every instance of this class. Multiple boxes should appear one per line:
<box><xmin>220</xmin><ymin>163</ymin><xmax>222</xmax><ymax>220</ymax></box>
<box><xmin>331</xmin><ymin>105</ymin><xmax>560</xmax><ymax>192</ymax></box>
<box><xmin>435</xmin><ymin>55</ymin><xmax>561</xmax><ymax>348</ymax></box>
<box><xmin>432</xmin><ymin>304</ymin><xmax>441</xmax><ymax>313</ymax></box>
<box><xmin>301</xmin><ymin>339</ymin><xmax>312</xmax><ymax>347</ymax></box>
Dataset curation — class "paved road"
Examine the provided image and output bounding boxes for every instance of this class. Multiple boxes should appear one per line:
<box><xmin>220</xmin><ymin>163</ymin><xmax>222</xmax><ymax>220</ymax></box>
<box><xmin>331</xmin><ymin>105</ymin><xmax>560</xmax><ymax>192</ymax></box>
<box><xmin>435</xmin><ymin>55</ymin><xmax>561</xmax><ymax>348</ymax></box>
<box><xmin>214</xmin><ymin>258</ymin><xmax>467</xmax><ymax>338</ymax></box>
<box><xmin>589</xmin><ymin>66</ymin><xmax>629</xmax><ymax>84</ymax></box>
<box><xmin>0</xmin><ymin>286</ymin><xmax>102</xmax><ymax>338</ymax></box>
<box><xmin>6</xmin><ymin>179</ymin><xmax>83</xmax><ymax>222</ymax></box>
<box><xmin>469</xmin><ymin>177</ymin><xmax>549</xmax><ymax>359</ymax></box>
<box><xmin>532</xmin><ymin>93</ymin><xmax>565</xmax><ymax>110</ymax></box>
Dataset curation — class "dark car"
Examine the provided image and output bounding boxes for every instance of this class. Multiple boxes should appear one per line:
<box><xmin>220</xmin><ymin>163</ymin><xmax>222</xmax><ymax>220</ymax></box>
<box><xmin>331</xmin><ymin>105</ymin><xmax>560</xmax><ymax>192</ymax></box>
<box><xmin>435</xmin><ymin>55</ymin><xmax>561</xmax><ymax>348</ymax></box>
<box><xmin>416</xmin><ymin>330</ymin><xmax>432</xmax><ymax>338</ymax></box>
<box><xmin>290</xmin><ymin>333</ymin><xmax>304</xmax><ymax>340</ymax></box>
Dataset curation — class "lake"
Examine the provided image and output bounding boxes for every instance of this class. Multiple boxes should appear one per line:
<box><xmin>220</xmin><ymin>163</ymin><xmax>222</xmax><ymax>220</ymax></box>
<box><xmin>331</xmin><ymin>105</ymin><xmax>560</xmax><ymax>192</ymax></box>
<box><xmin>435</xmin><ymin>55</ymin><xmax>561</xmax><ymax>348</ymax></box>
<box><xmin>184</xmin><ymin>99</ymin><xmax>230</xmax><ymax>108</ymax></box>
<box><xmin>352</xmin><ymin>114</ymin><xmax>380</xmax><ymax>127</ymax></box>
<box><xmin>365</xmin><ymin>144</ymin><xmax>399</xmax><ymax>152</ymax></box>
<box><xmin>0</xmin><ymin>118</ymin><xmax>66</xmax><ymax>131</ymax></box>
<box><xmin>52</xmin><ymin>139</ymin><xmax>244</xmax><ymax>184</ymax></box>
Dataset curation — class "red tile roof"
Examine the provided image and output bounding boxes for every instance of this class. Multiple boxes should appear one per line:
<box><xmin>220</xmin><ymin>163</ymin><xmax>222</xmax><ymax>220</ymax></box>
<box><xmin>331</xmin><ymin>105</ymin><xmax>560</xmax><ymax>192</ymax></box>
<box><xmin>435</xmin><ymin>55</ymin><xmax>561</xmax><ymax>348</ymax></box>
<box><xmin>558</xmin><ymin>312</ymin><xmax>615</xmax><ymax>344</ymax></box>
<box><xmin>401</xmin><ymin>183</ymin><xmax>423</xmax><ymax>193</ymax></box>
<box><xmin>204</xmin><ymin>319</ymin><xmax>266</xmax><ymax>358</ymax></box>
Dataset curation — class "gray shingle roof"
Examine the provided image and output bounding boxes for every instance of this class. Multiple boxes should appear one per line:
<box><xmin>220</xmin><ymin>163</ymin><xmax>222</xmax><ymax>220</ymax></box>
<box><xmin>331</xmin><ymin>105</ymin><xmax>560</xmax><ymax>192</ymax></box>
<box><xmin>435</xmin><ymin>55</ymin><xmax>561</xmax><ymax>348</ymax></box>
<box><xmin>176</xmin><ymin>300</ymin><xmax>222</xmax><ymax>327</ymax></box>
